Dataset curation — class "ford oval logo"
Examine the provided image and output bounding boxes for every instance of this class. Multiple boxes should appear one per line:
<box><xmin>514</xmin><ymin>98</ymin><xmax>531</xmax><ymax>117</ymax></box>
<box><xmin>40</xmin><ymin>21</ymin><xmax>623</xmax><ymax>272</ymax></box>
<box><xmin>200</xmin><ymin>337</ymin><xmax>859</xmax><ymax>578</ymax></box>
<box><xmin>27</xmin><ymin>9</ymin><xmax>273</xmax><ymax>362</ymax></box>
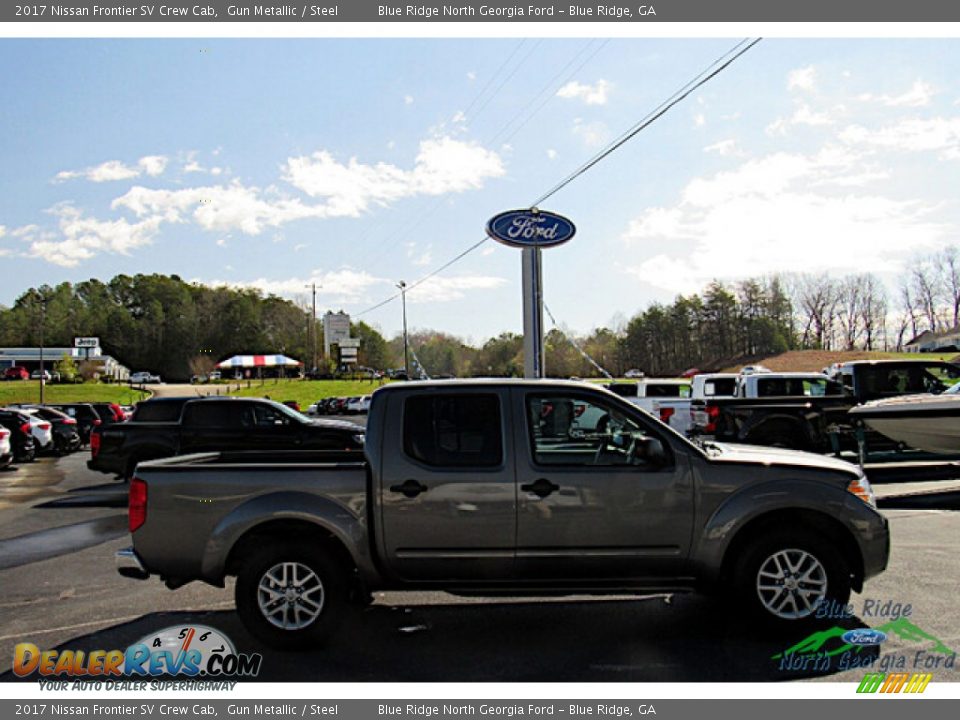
<box><xmin>842</xmin><ymin>628</ymin><xmax>887</xmax><ymax>646</ymax></box>
<box><xmin>485</xmin><ymin>208</ymin><xmax>576</xmax><ymax>249</ymax></box>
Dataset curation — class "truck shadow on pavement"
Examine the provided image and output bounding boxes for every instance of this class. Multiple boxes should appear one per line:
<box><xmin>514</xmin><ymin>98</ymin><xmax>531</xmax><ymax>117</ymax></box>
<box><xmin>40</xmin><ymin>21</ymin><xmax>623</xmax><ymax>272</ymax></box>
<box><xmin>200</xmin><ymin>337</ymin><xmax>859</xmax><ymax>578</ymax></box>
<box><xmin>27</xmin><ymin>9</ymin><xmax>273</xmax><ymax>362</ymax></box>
<box><xmin>0</xmin><ymin>594</ymin><xmax>874</xmax><ymax>682</ymax></box>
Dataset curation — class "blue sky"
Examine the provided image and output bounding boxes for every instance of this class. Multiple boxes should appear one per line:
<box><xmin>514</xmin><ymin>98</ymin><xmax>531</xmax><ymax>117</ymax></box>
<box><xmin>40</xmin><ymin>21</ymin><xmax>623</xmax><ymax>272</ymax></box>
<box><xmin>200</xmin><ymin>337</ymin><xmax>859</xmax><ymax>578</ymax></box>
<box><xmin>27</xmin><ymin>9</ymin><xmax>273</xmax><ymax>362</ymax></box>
<box><xmin>1</xmin><ymin>38</ymin><xmax>959</xmax><ymax>343</ymax></box>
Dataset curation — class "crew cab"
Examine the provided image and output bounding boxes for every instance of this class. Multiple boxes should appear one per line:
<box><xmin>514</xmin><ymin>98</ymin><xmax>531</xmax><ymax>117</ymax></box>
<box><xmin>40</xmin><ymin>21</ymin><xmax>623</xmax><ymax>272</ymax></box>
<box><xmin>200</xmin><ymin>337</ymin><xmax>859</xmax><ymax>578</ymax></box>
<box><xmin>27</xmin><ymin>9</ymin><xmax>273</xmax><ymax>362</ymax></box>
<box><xmin>90</xmin><ymin>396</ymin><xmax>365</xmax><ymax>479</ymax></box>
<box><xmin>118</xmin><ymin>380</ymin><xmax>889</xmax><ymax>649</ymax></box>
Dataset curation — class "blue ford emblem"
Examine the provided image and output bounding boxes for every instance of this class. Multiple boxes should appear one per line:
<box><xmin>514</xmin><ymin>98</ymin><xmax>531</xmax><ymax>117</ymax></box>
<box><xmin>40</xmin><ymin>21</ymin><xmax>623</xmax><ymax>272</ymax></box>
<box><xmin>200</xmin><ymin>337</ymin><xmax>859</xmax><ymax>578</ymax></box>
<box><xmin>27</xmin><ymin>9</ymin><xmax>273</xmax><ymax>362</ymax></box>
<box><xmin>842</xmin><ymin>628</ymin><xmax>887</xmax><ymax>646</ymax></box>
<box><xmin>485</xmin><ymin>208</ymin><xmax>576</xmax><ymax>249</ymax></box>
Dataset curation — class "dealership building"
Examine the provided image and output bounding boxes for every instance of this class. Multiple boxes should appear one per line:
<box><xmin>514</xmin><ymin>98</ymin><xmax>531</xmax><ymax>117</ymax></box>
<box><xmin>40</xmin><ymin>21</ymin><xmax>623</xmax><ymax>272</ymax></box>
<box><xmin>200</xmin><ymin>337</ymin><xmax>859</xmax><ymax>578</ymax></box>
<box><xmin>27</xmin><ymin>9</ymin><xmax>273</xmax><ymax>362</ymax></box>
<box><xmin>0</xmin><ymin>345</ymin><xmax>131</xmax><ymax>381</ymax></box>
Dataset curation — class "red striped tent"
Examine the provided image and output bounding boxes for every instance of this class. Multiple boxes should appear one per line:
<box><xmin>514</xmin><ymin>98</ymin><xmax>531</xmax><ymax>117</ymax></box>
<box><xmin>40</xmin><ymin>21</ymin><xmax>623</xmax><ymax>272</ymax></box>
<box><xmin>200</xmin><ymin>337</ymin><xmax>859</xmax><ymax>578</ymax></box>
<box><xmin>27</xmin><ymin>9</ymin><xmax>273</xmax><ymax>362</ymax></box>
<box><xmin>216</xmin><ymin>354</ymin><xmax>302</xmax><ymax>369</ymax></box>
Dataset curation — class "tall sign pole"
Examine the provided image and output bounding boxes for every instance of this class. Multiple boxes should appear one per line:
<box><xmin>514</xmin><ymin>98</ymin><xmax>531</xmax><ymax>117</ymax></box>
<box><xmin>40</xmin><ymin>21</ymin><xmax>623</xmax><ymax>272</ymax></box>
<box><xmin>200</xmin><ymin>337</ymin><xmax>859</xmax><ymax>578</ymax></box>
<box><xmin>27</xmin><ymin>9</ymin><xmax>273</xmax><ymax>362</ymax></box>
<box><xmin>487</xmin><ymin>208</ymin><xmax>575</xmax><ymax>380</ymax></box>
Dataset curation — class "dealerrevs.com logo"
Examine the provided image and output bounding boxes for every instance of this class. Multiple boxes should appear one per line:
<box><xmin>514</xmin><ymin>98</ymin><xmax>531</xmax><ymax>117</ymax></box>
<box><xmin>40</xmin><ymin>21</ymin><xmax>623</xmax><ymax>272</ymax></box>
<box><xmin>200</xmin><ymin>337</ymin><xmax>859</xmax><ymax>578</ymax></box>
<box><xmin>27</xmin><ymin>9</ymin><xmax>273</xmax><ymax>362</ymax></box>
<box><xmin>13</xmin><ymin>625</ymin><xmax>262</xmax><ymax>686</ymax></box>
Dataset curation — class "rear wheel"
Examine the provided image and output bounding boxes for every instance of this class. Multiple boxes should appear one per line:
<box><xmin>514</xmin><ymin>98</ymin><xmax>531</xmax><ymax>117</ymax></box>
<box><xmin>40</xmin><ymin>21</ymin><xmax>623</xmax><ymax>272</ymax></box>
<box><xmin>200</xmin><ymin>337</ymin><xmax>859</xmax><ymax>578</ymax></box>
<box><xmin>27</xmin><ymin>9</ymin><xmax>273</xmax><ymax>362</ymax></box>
<box><xmin>235</xmin><ymin>542</ymin><xmax>346</xmax><ymax>650</ymax></box>
<box><xmin>732</xmin><ymin>529</ymin><xmax>850</xmax><ymax>626</ymax></box>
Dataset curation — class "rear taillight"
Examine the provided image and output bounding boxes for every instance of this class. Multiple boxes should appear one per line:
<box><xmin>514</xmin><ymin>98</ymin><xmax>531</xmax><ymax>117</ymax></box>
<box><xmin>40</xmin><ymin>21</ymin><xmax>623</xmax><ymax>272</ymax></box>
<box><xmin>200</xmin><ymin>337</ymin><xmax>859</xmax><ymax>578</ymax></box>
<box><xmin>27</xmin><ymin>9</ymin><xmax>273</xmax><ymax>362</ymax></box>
<box><xmin>38</xmin><ymin>422</ymin><xmax>51</xmax><ymax>431</ymax></box>
<box><xmin>659</xmin><ymin>407</ymin><xmax>675</xmax><ymax>424</ymax></box>
<box><xmin>90</xmin><ymin>431</ymin><xmax>101</xmax><ymax>458</ymax></box>
<box><xmin>129</xmin><ymin>478</ymin><xmax>147</xmax><ymax>532</ymax></box>
<box><xmin>63</xmin><ymin>418</ymin><xmax>77</xmax><ymax>425</ymax></box>
<box><xmin>93</xmin><ymin>419</ymin><xmax>102</xmax><ymax>426</ymax></box>
<box><xmin>702</xmin><ymin>405</ymin><xmax>721</xmax><ymax>434</ymax></box>
<box><xmin>20</xmin><ymin>423</ymin><xmax>31</xmax><ymax>435</ymax></box>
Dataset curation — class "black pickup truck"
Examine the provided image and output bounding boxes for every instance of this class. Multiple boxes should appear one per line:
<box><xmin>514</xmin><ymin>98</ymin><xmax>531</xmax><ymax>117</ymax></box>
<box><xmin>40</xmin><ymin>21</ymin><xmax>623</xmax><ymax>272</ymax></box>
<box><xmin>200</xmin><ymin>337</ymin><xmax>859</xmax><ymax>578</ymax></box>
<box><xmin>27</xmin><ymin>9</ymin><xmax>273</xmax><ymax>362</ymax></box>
<box><xmin>89</xmin><ymin>396</ymin><xmax>365</xmax><ymax>479</ymax></box>
<box><xmin>689</xmin><ymin>359</ymin><xmax>960</xmax><ymax>452</ymax></box>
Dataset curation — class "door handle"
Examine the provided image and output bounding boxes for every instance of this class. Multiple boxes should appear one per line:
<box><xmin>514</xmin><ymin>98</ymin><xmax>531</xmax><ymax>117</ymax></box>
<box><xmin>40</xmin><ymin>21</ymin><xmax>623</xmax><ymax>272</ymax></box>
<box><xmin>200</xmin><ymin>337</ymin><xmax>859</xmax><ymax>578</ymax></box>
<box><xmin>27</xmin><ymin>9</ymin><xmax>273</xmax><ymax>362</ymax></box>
<box><xmin>521</xmin><ymin>477</ymin><xmax>560</xmax><ymax>499</ymax></box>
<box><xmin>390</xmin><ymin>479</ymin><xmax>428</xmax><ymax>498</ymax></box>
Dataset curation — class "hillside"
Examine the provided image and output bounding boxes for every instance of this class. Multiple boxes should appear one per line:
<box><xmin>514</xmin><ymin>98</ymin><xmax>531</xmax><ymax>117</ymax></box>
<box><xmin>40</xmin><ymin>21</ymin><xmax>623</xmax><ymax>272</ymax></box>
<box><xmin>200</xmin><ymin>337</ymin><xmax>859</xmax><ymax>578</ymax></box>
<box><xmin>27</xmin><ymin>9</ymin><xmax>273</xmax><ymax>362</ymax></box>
<box><xmin>721</xmin><ymin>350</ymin><xmax>960</xmax><ymax>373</ymax></box>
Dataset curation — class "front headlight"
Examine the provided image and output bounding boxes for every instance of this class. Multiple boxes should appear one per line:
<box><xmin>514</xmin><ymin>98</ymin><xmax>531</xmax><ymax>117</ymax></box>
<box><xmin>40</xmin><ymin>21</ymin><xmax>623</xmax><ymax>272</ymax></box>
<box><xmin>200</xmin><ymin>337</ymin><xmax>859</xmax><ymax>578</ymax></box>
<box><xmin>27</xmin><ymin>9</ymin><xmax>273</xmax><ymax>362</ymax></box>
<box><xmin>847</xmin><ymin>474</ymin><xmax>876</xmax><ymax>508</ymax></box>
<box><xmin>352</xmin><ymin>433</ymin><xmax>366</xmax><ymax>446</ymax></box>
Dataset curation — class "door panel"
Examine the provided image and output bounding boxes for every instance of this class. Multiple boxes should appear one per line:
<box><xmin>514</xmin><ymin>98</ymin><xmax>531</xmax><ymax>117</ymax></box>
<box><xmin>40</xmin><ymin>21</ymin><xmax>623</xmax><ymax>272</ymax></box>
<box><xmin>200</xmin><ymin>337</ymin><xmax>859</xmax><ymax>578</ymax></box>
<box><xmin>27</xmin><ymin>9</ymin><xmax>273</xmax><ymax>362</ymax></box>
<box><xmin>512</xmin><ymin>388</ymin><xmax>694</xmax><ymax>581</ymax></box>
<box><xmin>378</xmin><ymin>390</ymin><xmax>516</xmax><ymax>582</ymax></box>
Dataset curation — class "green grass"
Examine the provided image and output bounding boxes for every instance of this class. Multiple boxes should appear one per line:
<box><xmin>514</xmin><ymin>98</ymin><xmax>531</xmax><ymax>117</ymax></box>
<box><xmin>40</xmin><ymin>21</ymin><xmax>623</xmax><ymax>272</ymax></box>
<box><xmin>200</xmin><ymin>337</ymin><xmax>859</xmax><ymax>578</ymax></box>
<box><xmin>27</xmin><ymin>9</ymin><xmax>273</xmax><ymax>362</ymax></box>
<box><xmin>0</xmin><ymin>381</ymin><xmax>151</xmax><ymax>406</ymax></box>
<box><xmin>227</xmin><ymin>378</ymin><xmax>391</xmax><ymax>407</ymax></box>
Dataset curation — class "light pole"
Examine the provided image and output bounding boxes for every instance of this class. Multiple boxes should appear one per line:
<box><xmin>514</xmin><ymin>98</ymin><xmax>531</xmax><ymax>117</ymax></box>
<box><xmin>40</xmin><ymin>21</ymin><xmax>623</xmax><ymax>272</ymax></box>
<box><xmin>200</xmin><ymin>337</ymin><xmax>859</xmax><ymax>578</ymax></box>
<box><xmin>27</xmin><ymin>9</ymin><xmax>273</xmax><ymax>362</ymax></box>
<box><xmin>304</xmin><ymin>283</ymin><xmax>318</xmax><ymax>374</ymax></box>
<box><xmin>397</xmin><ymin>281</ymin><xmax>409</xmax><ymax>380</ymax></box>
<box><xmin>37</xmin><ymin>293</ymin><xmax>47</xmax><ymax>405</ymax></box>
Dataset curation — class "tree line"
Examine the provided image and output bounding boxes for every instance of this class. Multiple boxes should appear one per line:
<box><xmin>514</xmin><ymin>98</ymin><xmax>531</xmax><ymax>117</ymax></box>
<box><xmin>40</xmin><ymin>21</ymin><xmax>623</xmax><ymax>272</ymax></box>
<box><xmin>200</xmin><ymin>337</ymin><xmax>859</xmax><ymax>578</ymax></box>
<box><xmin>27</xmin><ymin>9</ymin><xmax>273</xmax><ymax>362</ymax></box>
<box><xmin>0</xmin><ymin>256</ymin><xmax>955</xmax><ymax>381</ymax></box>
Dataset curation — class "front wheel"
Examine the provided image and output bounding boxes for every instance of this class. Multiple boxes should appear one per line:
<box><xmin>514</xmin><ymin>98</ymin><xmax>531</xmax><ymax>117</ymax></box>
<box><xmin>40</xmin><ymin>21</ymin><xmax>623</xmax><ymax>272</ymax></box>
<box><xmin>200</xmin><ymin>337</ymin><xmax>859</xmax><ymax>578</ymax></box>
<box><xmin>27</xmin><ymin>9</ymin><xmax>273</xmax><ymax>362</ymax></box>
<box><xmin>732</xmin><ymin>529</ymin><xmax>850</xmax><ymax>626</ymax></box>
<box><xmin>235</xmin><ymin>543</ymin><xmax>346</xmax><ymax>650</ymax></box>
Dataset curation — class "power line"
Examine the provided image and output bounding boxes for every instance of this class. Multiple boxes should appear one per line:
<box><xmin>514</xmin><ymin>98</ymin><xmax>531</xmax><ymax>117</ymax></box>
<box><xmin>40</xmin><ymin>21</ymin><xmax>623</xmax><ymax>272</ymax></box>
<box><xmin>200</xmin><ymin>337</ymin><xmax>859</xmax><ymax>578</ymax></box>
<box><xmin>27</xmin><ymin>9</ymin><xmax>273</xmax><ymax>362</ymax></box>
<box><xmin>354</xmin><ymin>38</ymin><xmax>762</xmax><ymax>319</ymax></box>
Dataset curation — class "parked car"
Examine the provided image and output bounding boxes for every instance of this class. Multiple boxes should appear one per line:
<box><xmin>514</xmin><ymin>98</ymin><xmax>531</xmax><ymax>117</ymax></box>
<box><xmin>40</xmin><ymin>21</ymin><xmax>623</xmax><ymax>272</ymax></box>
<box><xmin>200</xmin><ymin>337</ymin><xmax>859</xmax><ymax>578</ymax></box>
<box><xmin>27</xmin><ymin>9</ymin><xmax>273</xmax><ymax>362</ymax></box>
<box><xmin>3</xmin><ymin>366</ymin><xmax>30</xmax><ymax>381</ymax></box>
<box><xmin>30</xmin><ymin>369</ymin><xmax>56</xmax><ymax>382</ymax></box>
<box><xmin>282</xmin><ymin>400</ymin><xmax>302</xmax><ymax>413</ymax></box>
<box><xmin>130</xmin><ymin>371</ymin><xmax>162</xmax><ymax>384</ymax></box>
<box><xmin>19</xmin><ymin>406</ymin><xmax>81</xmax><ymax>455</ymax></box>
<box><xmin>624</xmin><ymin>369</ymin><xmax>645</xmax><ymax>378</ymax></box>
<box><xmin>118</xmin><ymin>379</ymin><xmax>890</xmax><ymax>650</ymax></box>
<box><xmin>346</xmin><ymin>395</ymin><xmax>371</xmax><ymax>414</ymax></box>
<box><xmin>18</xmin><ymin>412</ymin><xmax>54</xmax><ymax>454</ymax></box>
<box><xmin>44</xmin><ymin>403</ymin><xmax>102</xmax><ymax>445</ymax></box>
<box><xmin>90</xmin><ymin>402</ymin><xmax>125</xmax><ymax>425</ymax></box>
<box><xmin>90</xmin><ymin>397</ymin><xmax>364</xmax><ymax>480</ymax></box>
<box><xmin>0</xmin><ymin>427</ymin><xmax>12</xmax><ymax>469</ymax></box>
<box><xmin>0</xmin><ymin>409</ymin><xmax>37</xmax><ymax>462</ymax></box>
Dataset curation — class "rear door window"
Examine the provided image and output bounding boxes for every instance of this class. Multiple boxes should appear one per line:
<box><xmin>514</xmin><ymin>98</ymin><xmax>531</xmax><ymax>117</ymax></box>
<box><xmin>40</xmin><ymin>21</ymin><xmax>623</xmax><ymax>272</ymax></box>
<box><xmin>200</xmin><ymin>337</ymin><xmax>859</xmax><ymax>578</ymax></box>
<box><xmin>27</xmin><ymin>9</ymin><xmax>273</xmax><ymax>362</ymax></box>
<box><xmin>182</xmin><ymin>402</ymin><xmax>242</xmax><ymax>428</ymax></box>
<box><xmin>403</xmin><ymin>394</ymin><xmax>502</xmax><ymax>468</ymax></box>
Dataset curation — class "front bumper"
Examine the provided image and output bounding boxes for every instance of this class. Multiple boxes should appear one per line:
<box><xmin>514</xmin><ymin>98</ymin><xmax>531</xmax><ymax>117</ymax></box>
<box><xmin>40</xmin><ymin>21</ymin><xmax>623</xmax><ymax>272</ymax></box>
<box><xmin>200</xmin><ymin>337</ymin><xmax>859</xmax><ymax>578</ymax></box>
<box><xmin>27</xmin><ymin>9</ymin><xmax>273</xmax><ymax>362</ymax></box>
<box><xmin>116</xmin><ymin>547</ymin><xmax>150</xmax><ymax>580</ymax></box>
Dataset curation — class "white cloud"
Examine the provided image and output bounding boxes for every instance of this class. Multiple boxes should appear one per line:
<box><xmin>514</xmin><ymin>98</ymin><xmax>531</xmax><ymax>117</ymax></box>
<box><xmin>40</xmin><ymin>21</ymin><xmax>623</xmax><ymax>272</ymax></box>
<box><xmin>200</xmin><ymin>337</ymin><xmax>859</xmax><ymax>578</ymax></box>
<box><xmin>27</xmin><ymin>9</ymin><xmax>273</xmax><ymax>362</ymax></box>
<box><xmin>467</xmin><ymin>71</ymin><xmax>476</xmax><ymax>81</ymax></box>
<box><xmin>54</xmin><ymin>155</ymin><xmax>168</xmax><ymax>183</ymax></box>
<box><xmin>556</xmin><ymin>79</ymin><xmax>611</xmax><ymax>106</ymax></box>
<box><xmin>283</xmin><ymin>136</ymin><xmax>504</xmax><ymax>215</ymax></box>
<box><xmin>859</xmin><ymin>80</ymin><xmax>935</xmax><ymax>108</ymax></box>
<box><xmin>0</xmin><ymin>225</ymin><xmax>5</xmax><ymax>238</ymax></box>
<box><xmin>693</xmin><ymin>113</ymin><xmax>706</xmax><ymax>128</ymax></box>
<box><xmin>406</xmin><ymin>275</ymin><xmax>507</xmax><ymax>303</ymax></box>
<box><xmin>788</xmin><ymin>66</ymin><xmax>816</xmax><ymax>92</ymax></box>
<box><xmin>546</xmin><ymin>148</ymin><xmax>557</xmax><ymax>160</ymax></box>
<box><xmin>207</xmin><ymin>269</ymin><xmax>505</xmax><ymax>305</ymax></box>
<box><xmin>26</xmin><ymin>204</ymin><xmax>163</xmax><ymax>267</ymax></box>
<box><xmin>572</xmin><ymin>118</ymin><xmax>609</xmax><ymax>147</ymax></box>
<box><xmin>767</xmin><ymin>103</ymin><xmax>843</xmax><ymax>135</ymax></box>
<box><xmin>703</xmin><ymin>139</ymin><xmax>739</xmax><ymax>156</ymax></box>
<box><xmin>840</xmin><ymin>116</ymin><xmax>960</xmax><ymax>158</ymax></box>
<box><xmin>138</xmin><ymin>155</ymin><xmax>168</xmax><ymax>176</ymax></box>
<box><xmin>404</xmin><ymin>95</ymin><xmax>414</xmax><ymax>105</ymax></box>
<box><xmin>621</xmin><ymin>149</ymin><xmax>949</xmax><ymax>295</ymax></box>
<box><xmin>113</xmin><ymin>182</ymin><xmax>331</xmax><ymax>235</ymax></box>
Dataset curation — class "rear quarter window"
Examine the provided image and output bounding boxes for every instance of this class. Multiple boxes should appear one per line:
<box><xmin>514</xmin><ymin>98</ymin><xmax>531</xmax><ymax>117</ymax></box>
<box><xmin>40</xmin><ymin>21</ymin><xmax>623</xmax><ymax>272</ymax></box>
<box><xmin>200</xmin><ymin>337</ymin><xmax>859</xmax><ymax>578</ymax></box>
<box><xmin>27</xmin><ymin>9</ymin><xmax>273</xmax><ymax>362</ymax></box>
<box><xmin>403</xmin><ymin>394</ymin><xmax>502</xmax><ymax>468</ymax></box>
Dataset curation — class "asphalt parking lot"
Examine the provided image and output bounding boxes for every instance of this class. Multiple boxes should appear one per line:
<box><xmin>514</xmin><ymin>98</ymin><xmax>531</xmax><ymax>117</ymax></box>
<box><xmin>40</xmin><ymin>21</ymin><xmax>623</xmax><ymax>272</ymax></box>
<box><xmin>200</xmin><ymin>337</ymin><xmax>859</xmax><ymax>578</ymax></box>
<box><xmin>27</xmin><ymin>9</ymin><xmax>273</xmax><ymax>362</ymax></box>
<box><xmin>0</xmin><ymin>449</ymin><xmax>958</xmax><ymax>683</ymax></box>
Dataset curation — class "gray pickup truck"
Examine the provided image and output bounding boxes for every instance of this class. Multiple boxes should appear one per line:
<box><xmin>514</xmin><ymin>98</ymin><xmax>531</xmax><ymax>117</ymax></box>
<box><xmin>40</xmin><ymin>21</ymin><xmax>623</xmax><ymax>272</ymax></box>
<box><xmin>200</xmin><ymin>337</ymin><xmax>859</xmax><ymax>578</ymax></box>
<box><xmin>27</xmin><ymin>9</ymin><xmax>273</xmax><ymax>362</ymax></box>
<box><xmin>117</xmin><ymin>379</ymin><xmax>890</xmax><ymax>649</ymax></box>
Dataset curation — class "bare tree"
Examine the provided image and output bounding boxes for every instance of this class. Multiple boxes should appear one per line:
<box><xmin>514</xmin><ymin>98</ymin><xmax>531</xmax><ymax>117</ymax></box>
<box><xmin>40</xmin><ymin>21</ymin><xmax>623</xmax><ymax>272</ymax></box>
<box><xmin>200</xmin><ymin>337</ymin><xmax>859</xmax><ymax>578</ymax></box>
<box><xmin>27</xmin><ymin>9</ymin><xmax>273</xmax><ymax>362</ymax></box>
<box><xmin>911</xmin><ymin>257</ymin><xmax>943</xmax><ymax>333</ymax></box>
<box><xmin>837</xmin><ymin>276</ymin><xmax>863</xmax><ymax>350</ymax></box>
<box><xmin>792</xmin><ymin>274</ymin><xmax>839</xmax><ymax>349</ymax></box>
<box><xmin>895</xmin><ymin>280</ymin><xmax>918</xmax><ymax>351</ymax></box>
<box><xmin>939</xmin><ymin>246</ymin><xmax>960</xmax><ymax>329</ymax></box>
<box><xmin>858</xmin><ymin>274</ymin><xmax>887</xmax><ymax>351</ymax></box>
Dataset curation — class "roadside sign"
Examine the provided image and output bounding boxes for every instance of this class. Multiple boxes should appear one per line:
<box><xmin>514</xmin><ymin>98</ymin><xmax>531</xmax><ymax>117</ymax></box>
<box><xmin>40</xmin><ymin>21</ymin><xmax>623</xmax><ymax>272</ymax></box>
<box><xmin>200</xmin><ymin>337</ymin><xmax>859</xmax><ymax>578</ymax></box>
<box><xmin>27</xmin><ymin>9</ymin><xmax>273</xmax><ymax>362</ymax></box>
<box><xmin>339</xmin><ymin>338</ymin><xmax>361</xmax><ymax>348</ymax></box>
<box><xmin>485</xmin><ymin>208</ymin><xmax>576</xmax><ymax>249</ymax></box>
<box><xmin>74</xmin><ymin>337</ymin><xmax>99</xmax><ymax>348</ymax></box>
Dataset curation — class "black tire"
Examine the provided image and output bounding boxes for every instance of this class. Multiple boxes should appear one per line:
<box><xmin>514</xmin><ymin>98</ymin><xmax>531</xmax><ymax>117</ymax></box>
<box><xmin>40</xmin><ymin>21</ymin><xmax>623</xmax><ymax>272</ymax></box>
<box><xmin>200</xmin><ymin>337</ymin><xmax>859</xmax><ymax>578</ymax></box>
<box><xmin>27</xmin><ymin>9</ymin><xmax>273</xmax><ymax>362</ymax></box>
<box><xmin>235</xmin><ymin>542</ymin><xmax>346</xmax><ymax>650</ymax></box>
<box><xmin>731</xmin><ymin>528</ymin><xmax>850</xmax><ymax>628</ymax></box>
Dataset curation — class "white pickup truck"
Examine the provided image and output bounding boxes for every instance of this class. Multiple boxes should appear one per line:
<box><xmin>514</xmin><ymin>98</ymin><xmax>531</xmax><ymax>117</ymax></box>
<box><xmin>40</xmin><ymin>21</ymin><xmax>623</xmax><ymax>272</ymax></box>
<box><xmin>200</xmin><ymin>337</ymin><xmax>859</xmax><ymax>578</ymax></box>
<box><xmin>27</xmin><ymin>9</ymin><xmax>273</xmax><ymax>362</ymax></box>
<box><xmin>605</xmin><ymin>379</ymin><xmax>693</xmax><ymax>433</ymax></box>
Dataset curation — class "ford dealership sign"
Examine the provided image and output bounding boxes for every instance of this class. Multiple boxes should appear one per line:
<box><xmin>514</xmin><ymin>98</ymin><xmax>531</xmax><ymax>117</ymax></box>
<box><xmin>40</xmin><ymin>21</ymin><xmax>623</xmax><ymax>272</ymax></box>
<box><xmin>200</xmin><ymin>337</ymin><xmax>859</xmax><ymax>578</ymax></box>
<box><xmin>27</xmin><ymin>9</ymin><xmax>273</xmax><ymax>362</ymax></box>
<box><xmin>486</xmin><ymin>208</ymin><xmax>576</xmax><ymax>249</ymax></box>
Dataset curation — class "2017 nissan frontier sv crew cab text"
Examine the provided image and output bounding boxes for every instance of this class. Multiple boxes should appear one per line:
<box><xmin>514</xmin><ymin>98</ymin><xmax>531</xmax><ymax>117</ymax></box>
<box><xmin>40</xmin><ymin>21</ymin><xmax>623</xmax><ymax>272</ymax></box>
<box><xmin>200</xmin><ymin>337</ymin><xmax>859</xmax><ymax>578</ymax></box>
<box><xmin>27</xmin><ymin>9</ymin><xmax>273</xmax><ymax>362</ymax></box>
<box><xmin>116</xmin><ymin>380</ymin><xmax>889</xmax><ymax>649</ymax></box>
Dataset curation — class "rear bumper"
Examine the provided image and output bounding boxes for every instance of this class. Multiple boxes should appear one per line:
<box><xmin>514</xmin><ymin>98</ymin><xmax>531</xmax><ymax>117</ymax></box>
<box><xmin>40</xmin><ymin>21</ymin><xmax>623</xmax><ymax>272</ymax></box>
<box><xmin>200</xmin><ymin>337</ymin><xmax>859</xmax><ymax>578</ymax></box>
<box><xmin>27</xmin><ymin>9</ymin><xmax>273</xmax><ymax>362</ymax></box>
<box><xmin>88</xmin><ymin>456</ymin><xmax>123</xmax><ymax>475</ymax></box>
<box><xmin>116</xmin><ymin>547</ymin><xmax>150</xmax><ymax>580</ymax></box>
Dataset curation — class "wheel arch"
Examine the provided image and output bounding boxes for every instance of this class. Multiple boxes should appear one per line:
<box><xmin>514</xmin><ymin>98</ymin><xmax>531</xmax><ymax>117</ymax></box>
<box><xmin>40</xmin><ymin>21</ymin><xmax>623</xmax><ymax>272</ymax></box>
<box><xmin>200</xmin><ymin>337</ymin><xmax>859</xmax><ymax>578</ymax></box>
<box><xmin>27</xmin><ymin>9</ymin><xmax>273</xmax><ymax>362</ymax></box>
<box><xmin>717</xmin><ymin>507</ymin><xmax>865</xmax><ymax>593</ymax></box>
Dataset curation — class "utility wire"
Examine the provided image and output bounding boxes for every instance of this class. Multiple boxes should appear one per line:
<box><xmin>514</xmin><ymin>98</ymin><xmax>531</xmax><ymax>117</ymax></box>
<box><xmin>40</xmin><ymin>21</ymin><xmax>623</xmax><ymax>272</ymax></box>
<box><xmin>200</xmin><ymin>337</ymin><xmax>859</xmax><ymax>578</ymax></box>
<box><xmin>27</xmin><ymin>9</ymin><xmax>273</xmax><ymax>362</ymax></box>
<box><xmin>355</xmin><ymin>38</ymin><xmax>762</xmax><ymax>318</ymax></box>
<box><xmin>544</xmin><ymin>302</ymin><xmax>614</xmax><ymax>380</ymax></box>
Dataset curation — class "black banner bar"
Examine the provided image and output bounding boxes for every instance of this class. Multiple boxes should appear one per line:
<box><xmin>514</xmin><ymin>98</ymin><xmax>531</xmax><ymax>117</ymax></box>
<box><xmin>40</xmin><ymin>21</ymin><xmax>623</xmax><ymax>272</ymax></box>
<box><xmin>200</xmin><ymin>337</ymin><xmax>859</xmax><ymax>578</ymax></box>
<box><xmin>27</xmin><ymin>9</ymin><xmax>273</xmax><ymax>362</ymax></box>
<box><xmin>4</xmin><ymin>0</ymin><xmax>960</xmax><ymax>23</ymax></box>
